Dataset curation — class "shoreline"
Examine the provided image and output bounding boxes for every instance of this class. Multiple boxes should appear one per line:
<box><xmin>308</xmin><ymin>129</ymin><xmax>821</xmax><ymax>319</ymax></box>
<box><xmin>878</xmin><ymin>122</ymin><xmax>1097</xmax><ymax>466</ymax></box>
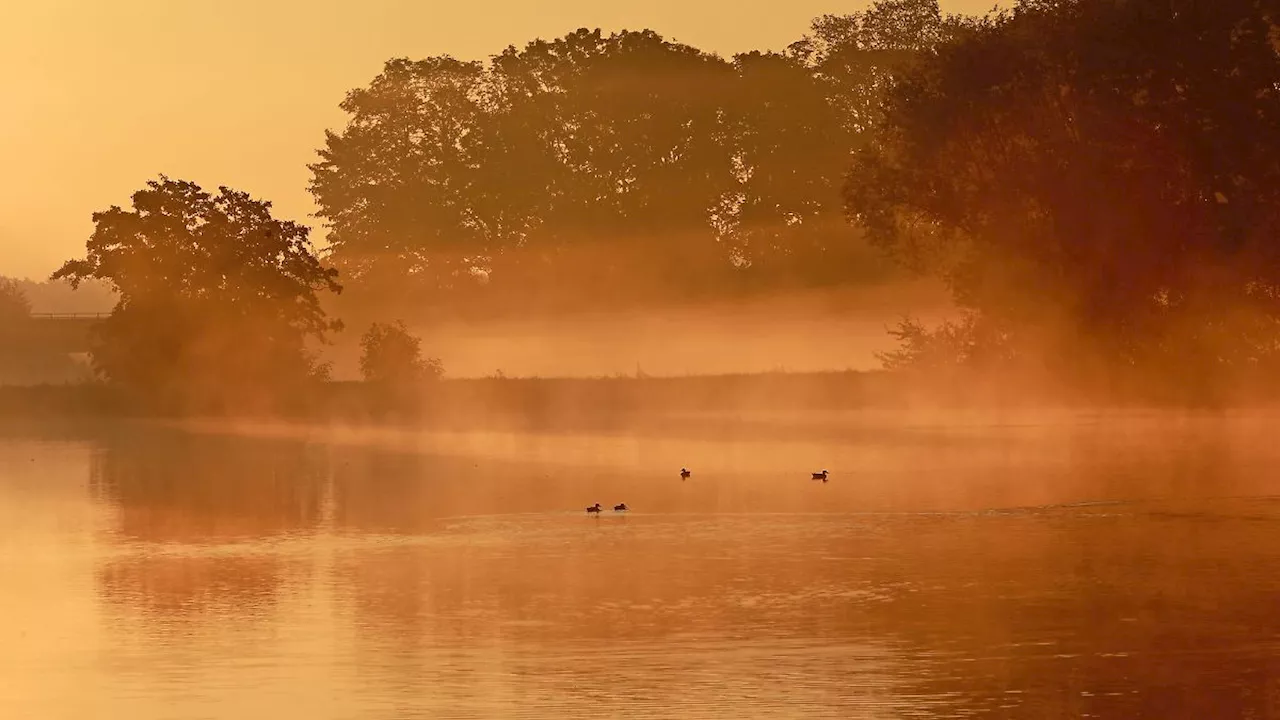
<box><xmin>2</xmin><ymin>371</ymin><xmax>1276</xmax><ymax>433</ymax></box>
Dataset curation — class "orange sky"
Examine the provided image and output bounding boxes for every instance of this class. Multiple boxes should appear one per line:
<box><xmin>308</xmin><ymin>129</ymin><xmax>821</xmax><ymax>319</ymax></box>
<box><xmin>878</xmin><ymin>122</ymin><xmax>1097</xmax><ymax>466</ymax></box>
<box><xmin>1</xmin><ymin>0</ymin><xmax>997</xmax><ymax>279</ymax></box>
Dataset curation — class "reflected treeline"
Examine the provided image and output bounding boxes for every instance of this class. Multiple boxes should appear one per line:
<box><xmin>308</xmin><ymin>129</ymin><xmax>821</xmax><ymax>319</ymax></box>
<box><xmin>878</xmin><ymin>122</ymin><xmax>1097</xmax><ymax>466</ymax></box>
<box><xmin>89</xmin><ymin>429</ymin><xmax>328</xmax><ymax>543</ymax></box>
<box><xmin>870</xmin><ymin>499</ymin><xmax>1280</xmax><ymax>717</ymax></box>
<box><xmin>89</xmin><ymin>431</ymin><xmax>328</xmax><ymax>619</ymax></box>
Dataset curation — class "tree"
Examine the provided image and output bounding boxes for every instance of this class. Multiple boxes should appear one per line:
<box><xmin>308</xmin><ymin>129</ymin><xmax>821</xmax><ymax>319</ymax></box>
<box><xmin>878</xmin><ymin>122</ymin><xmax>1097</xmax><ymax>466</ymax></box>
<box><xmin>359</xmin><ymin>321</ymin><xmax>443</xmax><ymax>385</ymax></box>
<box><xmin>847</xmin><ymin>0</ymin><xmax>1280</xmax><ymax>391</ymax></box>
<box><xmin>0</xmin><ymin>278</ymin><xmax>31</xmax><ymax>326</ymax></box>
<box><xmin>0</xmin><ymin>279</ymin><xmax>33</xmax><ymax>379</ymax></box>
<box><xmin>876</xmin><ymin>314</ymin><xmax>1014</xmax><ymax>373</ymax></box>
<box><xmin>788</xmin><ymin>0</ymin><xmax>948</xmax><ymax>137</ymax></box>
<box><xmin>310</xmin><ymin>24</ymin><xmax>914</xmax><ymax>320</ymax></box>
<box><xmin>52</xmin><ymin>177</ymin><xmax>342</xmax><ymax>413</ymax></box>
<box><xmin>358</xmin><ymin>321</ymin><xmax>442</xmax><ymax>419</ymax></box>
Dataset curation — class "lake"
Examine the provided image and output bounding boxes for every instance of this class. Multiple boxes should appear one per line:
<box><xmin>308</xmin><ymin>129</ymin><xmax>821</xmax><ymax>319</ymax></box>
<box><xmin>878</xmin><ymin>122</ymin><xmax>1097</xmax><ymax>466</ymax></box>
<box><xmin>1</xmin><ymin>412</ymin><xmax>1279</xmax><ymax>718</ymax></box>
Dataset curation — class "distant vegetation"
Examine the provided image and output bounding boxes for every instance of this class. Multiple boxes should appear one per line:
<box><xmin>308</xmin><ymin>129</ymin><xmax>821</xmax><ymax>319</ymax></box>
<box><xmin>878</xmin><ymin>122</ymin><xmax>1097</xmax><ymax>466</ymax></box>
<box><xmin>0</xmin><ymin>278</ymin><xmax>92</xmax><ymax>385</ymax></box>
<box><xmin>0</xmin><ymin>276</ymin><xmax>115</xmax><ymax>315</ymax></box>
<box><xmin>0</xmin><ymin>278</ymin><xmax>32</xmax><ymax>321</ymax></box>
<box><xmin>7</xmin><ymin>0</ymin><xmax>1278</xmax><ymax>410</ymax></box>
<box><xmin>360</xmin><ymin>322</ymin><xmax>443</xmax><ymax>385</ymax></box>
<box><xmin>358</xmin><ymin>321</ymin><xmax>443</xmax><ymax>417</ymax></box>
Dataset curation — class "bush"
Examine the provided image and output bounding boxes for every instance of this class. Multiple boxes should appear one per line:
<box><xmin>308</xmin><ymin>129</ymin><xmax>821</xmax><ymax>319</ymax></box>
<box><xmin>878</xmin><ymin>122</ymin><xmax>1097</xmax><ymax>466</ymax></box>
<box><xmin>359</xmin><ymin>321</ymin><xmax>443</xmax><ymax>385</ymax></box>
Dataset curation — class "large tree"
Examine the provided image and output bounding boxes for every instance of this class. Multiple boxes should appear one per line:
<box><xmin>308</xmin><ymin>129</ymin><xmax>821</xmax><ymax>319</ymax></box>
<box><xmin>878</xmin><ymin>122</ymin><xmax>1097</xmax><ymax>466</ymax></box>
<box><xmin>848</xmin><ymin>0</ymin><xmax>1280</xmax><ymax>388</ymax></box>
<box><xmin>309</xmin><ymin>12</ymin><xmax>946</xmax><ymax>319</ymax></box>
<box><xmin>52</xmin><ymin>178</ymin><xmax>342</xmax><ymax>412</ymax></box>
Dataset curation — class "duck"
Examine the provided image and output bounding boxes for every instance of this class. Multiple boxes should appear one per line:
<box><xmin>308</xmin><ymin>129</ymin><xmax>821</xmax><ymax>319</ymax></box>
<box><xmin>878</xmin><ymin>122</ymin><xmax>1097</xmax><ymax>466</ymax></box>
<box><xmin>811</xmin><ymin>469</ymin><xmax>829</xmax><ymax>481</ymax></box>
<box><xmin>614</xmin><ymin>503</ymin><xmax>628</xmax><ymax>512</ymax></box>
<box><xmin>680</xmin><ymin>468</ymin><xmax>691</xmax><ymax>480</ymax></box>
<box><xmin>586</xmin><ymin>503</ymin><xmax>603</xmax><ymax>515</ymax></box>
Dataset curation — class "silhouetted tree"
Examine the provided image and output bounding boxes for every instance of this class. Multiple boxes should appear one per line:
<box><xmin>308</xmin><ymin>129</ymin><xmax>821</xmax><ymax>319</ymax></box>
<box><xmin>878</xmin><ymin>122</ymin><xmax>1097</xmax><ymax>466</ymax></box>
<box><xmin>788</xmin><ymin>0</ymin><xmax>949</xmax><ymax>137</ymax></box>
<box><xmin>52</xmin><ymin>177</ymin><xmax>342</xmax><ymax>413</ymax></box>
<box><xmin>360</xmin><ymin>321</ymin><xmax>443</xmax><ymax>385</ymax></box>
<box><xmin>358</xmin><ymin>321</ymin><xmax>441</xmax><ymax>419</ymax></box>
<box><xmin>848</xmin><ymin>0</ymin><xmax>1280</xmax><ymax>392</ymax></box>
<box><xmin>0</xmin><ymin>278</ymin><xmax>31</xmax><ymax>325</ymax></box>
<box><xmin>0</xmin><ymin>279</ymin><xmax>33</xmax><ymax>379</ymax></box>
<box><xmin>876</xmin><ymin>314</ymin><xmax>1014</xmax><ymax>373</ymax></box>
<box><xmin>310</xmin><ymin>21</ymin><xmax>926</xmax><ymax>319</ymax></box>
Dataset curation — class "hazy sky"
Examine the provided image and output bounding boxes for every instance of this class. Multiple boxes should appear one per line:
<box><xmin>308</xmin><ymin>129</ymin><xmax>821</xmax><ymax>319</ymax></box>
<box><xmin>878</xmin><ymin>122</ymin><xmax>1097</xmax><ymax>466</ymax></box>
<box><xmin>1</xmin><ymin>0</ymin><xmax>995</xmax><ymax>279</ymax></box>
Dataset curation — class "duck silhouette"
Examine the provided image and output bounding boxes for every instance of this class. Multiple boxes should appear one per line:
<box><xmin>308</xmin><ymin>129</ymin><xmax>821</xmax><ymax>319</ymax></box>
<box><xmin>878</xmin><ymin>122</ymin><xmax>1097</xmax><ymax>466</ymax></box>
<box><xmin>614</xmin><ymin>503</ymin><xmax>628</xmax><ymax>512</ymax></box>
<box><xmin>680</xmin><ymin>468</ymin><xmax>691</xmax><ymax>480</ymax></box>
<box><xmin>811</xmin><ymin>469</ymin><xmax>829</xmax><ymax>482</ymax></box>
<box><xmin>586</xmin><ymin>503</ymin><xmax>603</xmax><ymax>515</ymax></box>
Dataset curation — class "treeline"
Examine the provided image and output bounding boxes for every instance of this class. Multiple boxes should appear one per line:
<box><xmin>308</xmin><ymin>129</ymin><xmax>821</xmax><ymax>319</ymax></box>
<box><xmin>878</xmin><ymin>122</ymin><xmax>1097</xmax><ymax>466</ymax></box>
<box><xmin>312</xmin><ymin>6</ymin><xmax>946</xmax><ymax>321</ymax></box>
<box><xmin>0</xmin><ymin>276</ymin><xmax>114</xmax><ymax>315</ymax></box>
<box><xmin>305</xmin><ymin>0</ymin><xmax>1280</xmax><ymax>399</ymax></box>
<box><xmin>20</xmin><ymin>0</ymin><xmax>1280</xmax><ymax>410</ymax></box>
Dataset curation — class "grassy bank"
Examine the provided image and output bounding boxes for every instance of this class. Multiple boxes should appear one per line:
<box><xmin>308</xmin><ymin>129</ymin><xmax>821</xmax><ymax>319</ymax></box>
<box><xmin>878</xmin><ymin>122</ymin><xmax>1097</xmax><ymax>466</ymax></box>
<box><xmin>0</xmin><ymin>372</ymin><xmax>910</xmax><ymax>423</ymax></box>
<box><xmin>0</xmin><ymin>368</ymin><xmax>1257</xmax><ymax>432</ymax></box>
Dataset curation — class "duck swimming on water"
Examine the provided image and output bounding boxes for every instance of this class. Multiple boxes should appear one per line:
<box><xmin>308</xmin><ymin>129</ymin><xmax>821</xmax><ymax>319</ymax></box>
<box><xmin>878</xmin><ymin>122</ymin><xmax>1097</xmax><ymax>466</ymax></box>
<box><xmin>680</xmin><ymin>468</ymin><xmax>691</xmax><ymax>480</ymax></box>
<box><xmin>811</xmin><ymin>469</ymin><xmax>829</xmax><ymax>481</ymax></box>
<box><xmin>586</xmin><ymin>503</ymin><xmax>603</xmax><ymax>515</ymax></box>
<box><xmin>614</xmin><ymin>503</ymin><xmax>628</xmax><ymax>512</ymax></box>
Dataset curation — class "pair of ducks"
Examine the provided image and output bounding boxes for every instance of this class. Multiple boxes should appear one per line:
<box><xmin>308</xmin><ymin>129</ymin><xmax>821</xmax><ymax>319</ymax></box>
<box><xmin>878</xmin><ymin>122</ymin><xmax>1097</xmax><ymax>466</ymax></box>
<box><xmin>684</xmin><ymin>467</ymin><xmax>829</xmax><ymax>481</ymax></box>
<box><xmin>684</xmin><ymin>467</ymin><xmax>830</xmax><ymax>481</ymax></box>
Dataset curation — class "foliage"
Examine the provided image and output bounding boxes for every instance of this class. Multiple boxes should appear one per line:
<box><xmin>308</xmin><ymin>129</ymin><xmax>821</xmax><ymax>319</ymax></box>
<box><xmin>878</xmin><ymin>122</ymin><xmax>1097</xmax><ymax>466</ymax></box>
<box><xmin>51</xmin><ymin>177</ymin><xmax>342</xmax><ymax>412</ymax></box>
<box><xmin>359</xmin><ymin>321</ymin><xmax>443</xmax><ymax>385</ymax></box>
<box><xmin>310</xmin><ymin>5</ymin><xmax>948</xmax><ymax>318</ymax></box>
<box><xmin>875</xmin><ymin>314</ymin><xmax>1015</xmax><ymax>372</ymax></box>
<box><xmin>788</xmin><ymin>0</ymin><xmax>949</xmax><ymax>135</ymax></box>
<box><xmin>849</xmin><ymin>0</ymin><xmax>1280</xmax><ymax>377</ymax></box>
<box><xmin>0</xmin><ymin>278</ymin><xmax>33</xmax><ymax>381</ymax></box>
<box><xmin>0</xmin><ymin>276</ymin><xmax>116</xmax><ymax>315</ymax></box>
<box><xmin>0</xmin><ymin>278</ymin><xmax>31</xmax><ymax>326</ymax></box>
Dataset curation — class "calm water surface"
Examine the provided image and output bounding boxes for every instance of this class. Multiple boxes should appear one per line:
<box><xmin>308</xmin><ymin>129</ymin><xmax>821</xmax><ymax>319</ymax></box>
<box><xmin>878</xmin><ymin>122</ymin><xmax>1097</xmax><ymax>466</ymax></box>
<box><xmin>2</xmin><ymin>413</ymin><xmax>1280</xmax><ymax>718</ymax></box>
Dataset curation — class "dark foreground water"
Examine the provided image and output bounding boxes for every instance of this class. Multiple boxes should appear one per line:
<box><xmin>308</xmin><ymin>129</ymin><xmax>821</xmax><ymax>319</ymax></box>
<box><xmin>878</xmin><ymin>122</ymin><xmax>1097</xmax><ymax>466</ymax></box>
<box><xmin>2</xmin><ymin>412</ymin><xmax>1279</xmax><ymax>718</ymax></box>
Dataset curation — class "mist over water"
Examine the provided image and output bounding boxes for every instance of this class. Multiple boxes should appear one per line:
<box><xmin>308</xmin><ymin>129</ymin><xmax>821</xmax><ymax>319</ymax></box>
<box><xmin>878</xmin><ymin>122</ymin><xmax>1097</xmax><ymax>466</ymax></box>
<box><xmin>3</xmin><ymin>413</ymin><xmax>1279</xmax><ymax>718</ymax></box>
<box><xmin>319</xmin><ymin>283</ymin><xmax>952</xmax><ymax>379</ymax></box>
<box><xmin>2</xmin><ymin>0</ymin><xmax>1277</xmax><ymax>716</ymax></box>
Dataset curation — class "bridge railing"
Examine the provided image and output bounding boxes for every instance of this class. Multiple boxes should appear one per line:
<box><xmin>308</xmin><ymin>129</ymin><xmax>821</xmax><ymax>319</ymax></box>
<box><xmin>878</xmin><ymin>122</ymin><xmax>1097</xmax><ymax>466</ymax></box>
<box><xmin>29</xmin><ymin>312</ymin><xmax>109</xmax><ymax>320</ymax></box>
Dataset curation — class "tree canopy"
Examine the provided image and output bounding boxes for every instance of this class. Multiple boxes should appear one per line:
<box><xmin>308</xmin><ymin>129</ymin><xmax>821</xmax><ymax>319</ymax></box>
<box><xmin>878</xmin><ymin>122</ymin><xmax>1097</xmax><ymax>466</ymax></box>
<box><xmin>359</xmin><ymin>321</ymin><xmax>443</xmax><ymax>385</ymax></box>
<box><xmin>847</xmin><ymin>0</ymin><xmax>1280</xmax><ymax>391</ymax></box>
<box><xmin>0</xmin><ymin>278</ymin><xmax>31</xmax><ymax>326</ymax></box>
<box><xmin>52</xmin><ymin>177</ymin><xmax>342</xmax><ymax>412</ymax></box>
<box><xmin>310</xmin><ymin>4</ymin><xmax>947</xmax><ymax>320</ymax></box>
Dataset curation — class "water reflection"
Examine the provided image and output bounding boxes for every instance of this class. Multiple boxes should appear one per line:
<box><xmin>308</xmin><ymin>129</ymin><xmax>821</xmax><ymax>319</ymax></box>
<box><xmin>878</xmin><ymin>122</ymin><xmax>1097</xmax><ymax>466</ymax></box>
<box><xmin>1</xmin><ymin>416</ymin><xmax>1280</xmax><ymax>717</ymax></box>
